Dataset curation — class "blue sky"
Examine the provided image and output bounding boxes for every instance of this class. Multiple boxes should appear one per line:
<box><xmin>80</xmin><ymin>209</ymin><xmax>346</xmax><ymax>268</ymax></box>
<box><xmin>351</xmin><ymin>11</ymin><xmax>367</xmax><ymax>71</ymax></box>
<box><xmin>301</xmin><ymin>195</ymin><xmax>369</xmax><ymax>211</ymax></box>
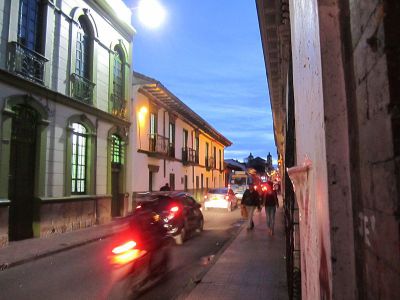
<box><xmin>125</xmin><ymin>0</ymin><xmax>275</xmax><ymax>162</ymax></box>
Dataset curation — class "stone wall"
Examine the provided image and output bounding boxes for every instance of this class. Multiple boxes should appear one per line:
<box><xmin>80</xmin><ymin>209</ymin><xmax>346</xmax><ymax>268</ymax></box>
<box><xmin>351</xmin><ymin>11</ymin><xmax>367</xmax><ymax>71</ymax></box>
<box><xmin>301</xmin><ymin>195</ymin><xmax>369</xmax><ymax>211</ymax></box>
<box><xmin>0</xmin><ymin>207</ymin><xmax>8</xmax><ymax>247</ymax></box>
<box><xmin>349</xmin><ymin>1</ymin><xmax>400</xmax><ymax>298</ymax></box>
<box><xmin>39</xmin><ymin>197</ymin><xmax>111</xmax><ymax>237</ymax></box>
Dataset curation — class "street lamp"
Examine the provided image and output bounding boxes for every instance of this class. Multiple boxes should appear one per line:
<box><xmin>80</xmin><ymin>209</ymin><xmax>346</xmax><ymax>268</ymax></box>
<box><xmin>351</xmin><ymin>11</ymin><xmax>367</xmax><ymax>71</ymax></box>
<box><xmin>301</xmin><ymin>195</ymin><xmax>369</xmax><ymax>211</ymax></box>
<box><xmin>137</xmin><ymin>0</ymin><xmax>167</xmax><ymax>29</ymax></box>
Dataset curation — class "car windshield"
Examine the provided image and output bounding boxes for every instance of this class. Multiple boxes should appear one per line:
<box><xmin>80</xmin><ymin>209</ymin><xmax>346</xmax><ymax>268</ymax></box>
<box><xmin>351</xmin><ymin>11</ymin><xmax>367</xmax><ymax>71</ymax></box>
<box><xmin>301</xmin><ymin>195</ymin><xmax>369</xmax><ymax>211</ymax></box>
<box><xmin>208</xmin><ymin>188</ymin><xmax>228</xmax><ymax>194</ymax></box>
<box><xmin>231</xmin><ymin>177</ymin><xmax>246</xmax><ymax>185</ymax></box>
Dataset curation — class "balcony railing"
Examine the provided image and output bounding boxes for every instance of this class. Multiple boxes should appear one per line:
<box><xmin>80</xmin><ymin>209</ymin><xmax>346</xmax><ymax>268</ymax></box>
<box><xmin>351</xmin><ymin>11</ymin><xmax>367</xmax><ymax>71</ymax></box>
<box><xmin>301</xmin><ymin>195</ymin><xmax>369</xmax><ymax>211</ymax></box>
<box><xmin>7</xmin><ymin>41</ymin><xmax>48</xmax><ymax>85</ymax></box>
<box><xmin>206</xmin><ymin>156</ymin><xmax>215</xmax><ymax>171</ymax></box>
<box><xmin>182</xmin><ymin>147</ymin><xmax>197</xmax><ymax>165</ymax></box>
<box><xmin>148</xmin><ymin>134</ymin><xmax>168</xmax><ymax>155</ymax></box>
<box><xmin>70</xmin><ymin>73</ymin><xmax>95</xmax><ymax>104</ymax></box>
<box><xmin>110</xmin><ymin>93</ymin><xmax>127</xmax><ymax>119</ymax></box>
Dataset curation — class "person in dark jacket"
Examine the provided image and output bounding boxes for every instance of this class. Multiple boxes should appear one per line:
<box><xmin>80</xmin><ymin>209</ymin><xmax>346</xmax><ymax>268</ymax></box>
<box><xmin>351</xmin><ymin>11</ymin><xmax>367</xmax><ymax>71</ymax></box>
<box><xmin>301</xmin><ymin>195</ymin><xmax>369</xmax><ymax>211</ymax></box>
<box><xmin>241</xmin><ymin>184</ymin><xmax>260</xmax><ymax>230</ymax></box>
<box><xmin>160</xmin><ymin>183</ymin><xmax>171</xmax><ymax>191</ymax></box>
<box><xmin>262</xmin><ymin>181</ymin><xmax>279</xmax><ymax>235</ymax></box>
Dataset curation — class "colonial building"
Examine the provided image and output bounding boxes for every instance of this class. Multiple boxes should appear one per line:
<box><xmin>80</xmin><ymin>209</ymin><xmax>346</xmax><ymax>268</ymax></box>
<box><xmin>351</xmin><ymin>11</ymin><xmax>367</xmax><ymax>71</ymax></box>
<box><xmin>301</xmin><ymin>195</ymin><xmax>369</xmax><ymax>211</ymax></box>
<box><xmin>0</xmin><ymin>0</ymin><xmax>134</xmax><ymax>246</ymax></box>
<box><xmin>257</xmin><ymin>0</ymin><xmax>399</xmax><ymax>299</ymax></box>
<box><xmin>131</xmin><ymin>72</ymin><xmax>232</xmax><ymax>201</ymax></box>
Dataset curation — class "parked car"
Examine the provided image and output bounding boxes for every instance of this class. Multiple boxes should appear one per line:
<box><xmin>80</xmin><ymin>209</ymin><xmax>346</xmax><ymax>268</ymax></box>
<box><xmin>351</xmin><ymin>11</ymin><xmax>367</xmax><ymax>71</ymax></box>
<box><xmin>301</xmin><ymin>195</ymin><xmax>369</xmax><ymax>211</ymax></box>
<box><xmin>204</xmin><ymin>188</ymin><xmax>238</xmax><ymax>211</ymax></box>
<box><xmin>108</xmin><ymin>208</ymin><xmax>172</xmax><ymax>299</ymax></box>
<box><xmin>135</xmin><ymin>192</ymin><xmax>204</xmax><ymax>245</ymax></box>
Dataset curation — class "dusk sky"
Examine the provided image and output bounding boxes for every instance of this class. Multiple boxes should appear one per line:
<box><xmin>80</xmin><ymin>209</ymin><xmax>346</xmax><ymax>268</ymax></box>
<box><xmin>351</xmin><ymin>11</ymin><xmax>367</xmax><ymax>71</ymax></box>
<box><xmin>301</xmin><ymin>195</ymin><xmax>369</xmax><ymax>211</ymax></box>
<box><xmin>125</xmin><ymin>0</ymin><xmax>276</xmax><ymax>162</ymax></box>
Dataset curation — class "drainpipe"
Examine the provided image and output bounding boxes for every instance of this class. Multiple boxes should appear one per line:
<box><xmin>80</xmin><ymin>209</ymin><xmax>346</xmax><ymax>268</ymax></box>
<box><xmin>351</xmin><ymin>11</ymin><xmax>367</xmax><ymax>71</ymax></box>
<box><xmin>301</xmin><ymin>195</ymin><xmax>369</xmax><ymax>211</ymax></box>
<box><xmin>163</xmin><ymin>110</ymin><xmax>166</xmax><ymax>178</ymax></box>
<box><xmin>94</xmin><ymin>118</ymin><xmax>99</xmax><ymax>224</ymax></box>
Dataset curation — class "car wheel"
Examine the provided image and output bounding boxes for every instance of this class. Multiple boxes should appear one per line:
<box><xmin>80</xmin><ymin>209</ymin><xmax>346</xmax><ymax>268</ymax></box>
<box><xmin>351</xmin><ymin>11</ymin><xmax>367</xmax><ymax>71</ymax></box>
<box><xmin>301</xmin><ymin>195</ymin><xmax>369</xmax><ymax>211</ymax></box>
<box><xmin>175</xmin><ymin>227</ymin><xmax>186</xmax><ymax>245</ymax></box>
<box><xmin>196</xmin><ymin>218</ymin><xmax>204</xmax><ymax>233</ymax></box>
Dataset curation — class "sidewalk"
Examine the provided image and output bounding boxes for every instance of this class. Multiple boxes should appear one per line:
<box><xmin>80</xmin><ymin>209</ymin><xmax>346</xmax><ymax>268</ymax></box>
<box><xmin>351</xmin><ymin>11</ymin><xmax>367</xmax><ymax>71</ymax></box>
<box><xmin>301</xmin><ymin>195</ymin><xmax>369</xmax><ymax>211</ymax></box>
<box><xmin>0</xmin><ymin>221</ymin><xmax>117</xmax><ymax>270</ymax></box>
<box><xmin>185</xmin><ymin>206</ymin><xmax>288</xmax><ymax>300</ymax></box>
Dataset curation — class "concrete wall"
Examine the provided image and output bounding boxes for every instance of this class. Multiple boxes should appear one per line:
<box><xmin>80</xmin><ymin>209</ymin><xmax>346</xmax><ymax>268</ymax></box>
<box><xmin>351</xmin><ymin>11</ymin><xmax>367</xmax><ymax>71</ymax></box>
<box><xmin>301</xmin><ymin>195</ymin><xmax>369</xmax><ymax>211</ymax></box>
<box><xmin>349</xmin><ymin>1</ymin><xmax>400</xmax><ymax>298</ymax></box>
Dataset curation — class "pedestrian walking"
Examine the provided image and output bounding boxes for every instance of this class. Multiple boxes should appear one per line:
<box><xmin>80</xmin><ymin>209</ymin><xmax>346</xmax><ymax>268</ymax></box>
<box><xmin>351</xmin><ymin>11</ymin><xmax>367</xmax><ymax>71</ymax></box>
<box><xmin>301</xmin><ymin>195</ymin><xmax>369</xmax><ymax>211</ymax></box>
<box><xmin>263</xmin><ymin>181</ymin><xmax>279</xmax><ymax>235</ymax></box>
<box><xmin>160</xmin><ymin>183</ymin><xmax>171</xmax><ymax>191</ymax></box>
<box><xmin>241</xmin><ymin>184</ymin><xmax>260</xmax><ymax>230</ymax></box>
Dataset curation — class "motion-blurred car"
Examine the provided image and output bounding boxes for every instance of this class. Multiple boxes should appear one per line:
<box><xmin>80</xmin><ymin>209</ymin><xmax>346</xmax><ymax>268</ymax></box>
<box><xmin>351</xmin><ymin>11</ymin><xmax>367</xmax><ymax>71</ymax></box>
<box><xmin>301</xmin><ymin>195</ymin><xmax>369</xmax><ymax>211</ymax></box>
<box><xmin>204</xmin><ymin>188</ymin><xmax>238</xmax><ymax>211</ymax></box>
<box><xmin>108</xmin><ymin>208</ymin><xmax>172</xmax><ymax>299</ymax></box>
<box><xmin>135</xmin><ymin>191</ymin><xmax>204</xmax><ymax>245</ymax></box>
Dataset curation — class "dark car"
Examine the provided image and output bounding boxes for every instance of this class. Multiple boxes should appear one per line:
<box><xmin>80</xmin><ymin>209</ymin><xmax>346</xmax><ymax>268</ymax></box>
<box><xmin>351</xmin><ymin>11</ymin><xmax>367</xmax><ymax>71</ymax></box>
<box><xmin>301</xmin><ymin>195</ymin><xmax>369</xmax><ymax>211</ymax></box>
<box><xmin>135</xmin><ymin>191</ymin><xmax>204</xmax><ymax>245</ymax></box>
<box><xmin>108</xmin><ymin>208</ymin><xmax>172</xmax><ymax>299</ymax></box>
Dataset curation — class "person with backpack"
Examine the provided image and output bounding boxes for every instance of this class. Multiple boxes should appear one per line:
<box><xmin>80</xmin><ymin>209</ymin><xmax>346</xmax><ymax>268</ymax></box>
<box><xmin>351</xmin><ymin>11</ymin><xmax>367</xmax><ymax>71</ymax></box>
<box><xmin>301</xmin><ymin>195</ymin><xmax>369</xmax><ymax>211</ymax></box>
<box><xmin>241</xmin><ymin>184</ymin><xmax>260</xmax><ymax>230</ymax></box>
<box><xmin>263</xmin><ymin>181</ymin><xmax>279</xmax><ymax>235</ymax></box>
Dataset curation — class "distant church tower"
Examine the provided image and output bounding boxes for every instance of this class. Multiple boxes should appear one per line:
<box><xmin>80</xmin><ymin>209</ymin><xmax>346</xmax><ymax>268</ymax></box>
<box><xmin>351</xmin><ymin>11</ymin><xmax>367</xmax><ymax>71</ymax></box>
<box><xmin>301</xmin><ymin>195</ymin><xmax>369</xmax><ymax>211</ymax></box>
<box><xmin>266</xmin><ymin>152</ymin><xmax>274</xmax><ymax>173</ymax></box>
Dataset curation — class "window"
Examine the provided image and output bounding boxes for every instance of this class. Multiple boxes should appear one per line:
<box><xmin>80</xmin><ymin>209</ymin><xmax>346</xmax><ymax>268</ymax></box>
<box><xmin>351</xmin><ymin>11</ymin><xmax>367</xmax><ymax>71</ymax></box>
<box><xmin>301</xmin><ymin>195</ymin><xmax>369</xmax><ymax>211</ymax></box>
<box><xmin>71</xmin><ymin>123</ymin><xmax>87</xmax><ymax>194</ymax></box>
<box><xmin>149</xmin><ymin>112</ymin><xmax>157</xmax><ymax>152</ymax></box>
<box><xmin>111</xmin><ymin>48</ymin><xmax>125</xmax><ymax>117</ymax></box>
<box><xmin>111</xmin><ymin>134</ymin><xmax>122</xmax><ymax>164</ymax></box>
<box><xmin>18</xmin><ymin>0</ymin><xmax>42</xmax><ymax>51</ymax></box>
<box><xmin>205</xmin><ymin>142</ymin><xmax>209</xmax><ymax>165</ymax></box>
<box><xmin>150</xmin><ymin>113</ymin><xmax>157</xmax><ymax>136</ymax></box>
<box><xmin>183</xmin><ymin>129</ymin><xmax>188</xmax><ymax>149</ymax></box>
<box><xmin>219</xmin><ymin>149</ymin><xmax>222</xmax><ymax>170</ymax></box>
<box><xmin>213</xmin><ymin>146</ymin><xmax>217</xmax><ymax>168</ymax></box>
<box><xmin>113</xmin><ymin>49</ymin><xmax>124</xmax><ymax>101</ymax></box>
<box><xmin>75</xmin><ymin>16</ymin><xmax>91</xmax><ymax>79</ymax></box>
<box><xmin>71</xmin><ymin>15</ymin><xmax>95</xmax><ymax>103</ymax></box>
<box><xmin>194</xmin><ymin>136</ymin><xmax>199</xmax><ymax>163</ymax></box>
<box><xmin>168</xmin><ymin>122</ymin><xmax>175</xmax><ymax>157</ymax></box>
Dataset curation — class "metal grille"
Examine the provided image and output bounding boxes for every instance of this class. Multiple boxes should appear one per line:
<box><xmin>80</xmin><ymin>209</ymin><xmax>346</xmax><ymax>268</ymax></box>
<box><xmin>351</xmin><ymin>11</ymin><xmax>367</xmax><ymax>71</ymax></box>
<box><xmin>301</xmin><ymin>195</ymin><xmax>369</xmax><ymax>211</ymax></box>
<box><xmin>111</xmin><ymin>134</ymin><xmax>123</xmax><ymax>164</ymax></box>
<box><xmin>7</xmin><ymin>42</ymin><xmax>48</xmax><ymax>85</ymax></box>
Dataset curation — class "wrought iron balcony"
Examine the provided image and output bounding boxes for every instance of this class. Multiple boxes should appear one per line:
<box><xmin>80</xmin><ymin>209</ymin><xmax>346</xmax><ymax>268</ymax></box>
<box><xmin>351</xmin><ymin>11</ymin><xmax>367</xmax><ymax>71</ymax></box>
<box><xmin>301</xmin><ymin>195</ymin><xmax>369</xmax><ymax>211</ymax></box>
<box><xmin>110</xmin><ymin>93</ymin><xmax>127</xmax><ymax>119</ymax></box>
<box><xmin>7</xmin><ymin>41</ymin><xmax>48</xmax><ymax>85</ymax></box>
<box><xmin>182</xmin><ymin>147</ymin><xmax>197</xmax><ymax>165</ymax></box>
<box><xmin>70</xmin><ymin>73</ymin><xmax>95</xmax><ymax>104</ymax></box>
<box><xmin>148</xmin><ymin>134</ymin><xmax>168</xmax><ymax>155</ymax></box>
<box><xmin>206</xmin><ymin>156</ymin><xmax>215</xmax><ymax>171</ymax></box>
<box><xmin>168</xmin><ymin>143</ymin><xmax>175</xmax><ymax>158</ymax></box>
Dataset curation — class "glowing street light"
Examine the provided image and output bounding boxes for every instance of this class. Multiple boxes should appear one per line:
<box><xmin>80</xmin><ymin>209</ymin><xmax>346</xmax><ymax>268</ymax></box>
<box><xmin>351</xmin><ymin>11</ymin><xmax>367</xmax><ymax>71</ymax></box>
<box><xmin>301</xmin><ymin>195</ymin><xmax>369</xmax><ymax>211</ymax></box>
<box><xmin>137</xmin><ymin>0</ymin><xmax>167</xmax><ymax>29</ymax></box>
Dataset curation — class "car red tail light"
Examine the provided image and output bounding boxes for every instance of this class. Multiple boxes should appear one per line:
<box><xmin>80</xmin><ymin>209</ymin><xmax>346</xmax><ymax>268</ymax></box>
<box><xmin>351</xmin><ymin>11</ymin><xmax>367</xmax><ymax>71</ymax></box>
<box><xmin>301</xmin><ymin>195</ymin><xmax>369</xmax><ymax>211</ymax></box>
<box><xmin>170</xmin><ymin>206</ymin><xmax>179</xmax><ymax>213</ymax></box>
<box><xmin>111</xmin><ymin>240</ymin><xmax>147</xmax><ymax>265</ymax></box>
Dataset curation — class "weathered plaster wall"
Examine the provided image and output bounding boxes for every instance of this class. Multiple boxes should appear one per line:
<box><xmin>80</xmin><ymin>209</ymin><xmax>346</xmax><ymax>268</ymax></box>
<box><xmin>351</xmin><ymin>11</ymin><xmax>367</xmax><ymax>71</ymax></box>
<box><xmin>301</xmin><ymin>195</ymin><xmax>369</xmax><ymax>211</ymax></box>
<box><xmin>317</xmin><ymin>1</ymin><xmax>357</xmax><ymax>298</ymax></box>
<box><xmin>349</xmin><ymin>1</ymin><xmax>400</xmax><ymax>298</ymax></box>
<box><xmin>289</xmin><ymin>0</ymin><xmax>332</xmax><ymax>299</ymax></box>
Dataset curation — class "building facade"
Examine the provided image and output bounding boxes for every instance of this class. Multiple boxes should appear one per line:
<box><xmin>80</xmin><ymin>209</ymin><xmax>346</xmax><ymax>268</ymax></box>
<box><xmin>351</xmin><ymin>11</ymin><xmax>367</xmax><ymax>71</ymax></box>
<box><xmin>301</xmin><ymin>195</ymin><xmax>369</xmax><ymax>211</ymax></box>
<box><xmin>257</xmin><ymin>0</ymin><xmax>400</xmax><ymax>299</ymax></box>
<box><xmin>131</xmin><ymin>72</ymin><xmax>231</xmax><ymax>202</ymax></box>
<box><xmin>0</xmin><ymin>0</ymin><xmax>134</xmax><ymax>246</ymax></box>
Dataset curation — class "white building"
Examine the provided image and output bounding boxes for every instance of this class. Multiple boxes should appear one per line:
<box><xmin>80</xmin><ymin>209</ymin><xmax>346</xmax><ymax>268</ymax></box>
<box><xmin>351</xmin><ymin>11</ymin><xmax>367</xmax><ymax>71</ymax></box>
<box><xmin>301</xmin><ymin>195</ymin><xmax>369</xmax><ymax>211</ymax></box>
<box><xmin>0</xmin><ymin>0</ymin><xmax>134</xmax><ymax>245</ymax></box>
<box><xmin>131</xmin><ymin>72</ymin><xmax>232</xmax><ymax>201</ymax></box>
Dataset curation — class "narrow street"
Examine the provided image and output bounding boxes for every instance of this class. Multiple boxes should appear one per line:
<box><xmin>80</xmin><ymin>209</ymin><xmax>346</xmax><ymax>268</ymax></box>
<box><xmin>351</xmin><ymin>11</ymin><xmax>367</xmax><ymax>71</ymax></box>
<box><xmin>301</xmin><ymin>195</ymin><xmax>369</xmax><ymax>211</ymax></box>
<box><xmin>0</xmin><ymin>209</ymin><xmax>243</xmax><ymax>300</ymax></box>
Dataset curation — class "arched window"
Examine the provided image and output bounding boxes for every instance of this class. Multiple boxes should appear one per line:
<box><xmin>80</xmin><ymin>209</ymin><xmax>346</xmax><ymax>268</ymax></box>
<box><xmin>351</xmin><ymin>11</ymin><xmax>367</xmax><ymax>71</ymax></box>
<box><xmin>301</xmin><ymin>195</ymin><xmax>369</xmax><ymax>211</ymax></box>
<box><xmin>71</xmin><ymin>15</ymin><xmax>95</xmax><ymax>104</ymax></box>
<box><xmin>75</xmin><ymin>16</ymin><xmax>92</xmax><ymax>79</ymax></box>
<box><xmin>71</xmin><ymin>123</ymin><xmax>87</xmax><ymax>194</ymax></box>
<box><xmin>111</xmin><ymin>47</ymin><xmax>126</xmax><ymax>118</ymax></box>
